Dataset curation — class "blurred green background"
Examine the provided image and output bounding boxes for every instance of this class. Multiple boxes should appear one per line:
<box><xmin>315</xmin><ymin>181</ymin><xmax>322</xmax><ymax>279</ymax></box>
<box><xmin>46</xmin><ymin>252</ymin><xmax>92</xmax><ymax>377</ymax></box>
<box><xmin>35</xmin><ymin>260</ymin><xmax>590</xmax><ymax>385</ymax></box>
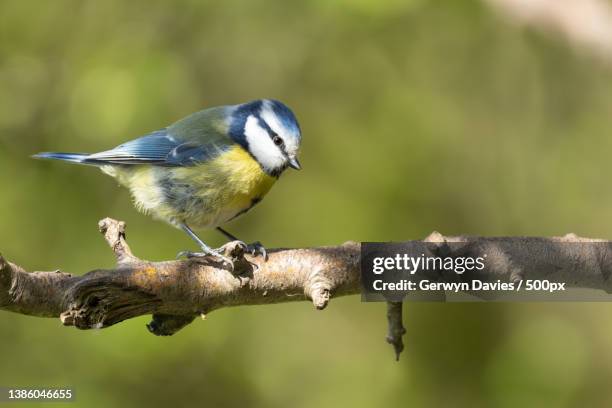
<box><xmin>2</xmin><ymin>0</ymin><xmax>612</xmax><ymax>407</ymax></box>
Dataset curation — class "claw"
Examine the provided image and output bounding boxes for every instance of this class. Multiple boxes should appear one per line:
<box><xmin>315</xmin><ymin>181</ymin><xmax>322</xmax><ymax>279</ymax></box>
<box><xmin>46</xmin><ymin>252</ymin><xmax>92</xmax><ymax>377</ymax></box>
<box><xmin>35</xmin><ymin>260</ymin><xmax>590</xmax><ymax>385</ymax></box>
<box><xmin>176</xmin><ymin>239</ymin><xmax>267</xmax><ymax>273</ymax></box>
<box><xmin>226</xmin><ymin>241</ymin><xmax>268</xmax><ymax>261</ymax></box>
<box><xmin>216</xmin><ymin>240</ymin><xmax>267</xmax><ymax>261</ymax></box>
<box><xmin>246</xmin><ymin>241</ymin><xmax>268</xmax><ymax>261</ymax></box>
<box><xmin>176</xmin><ymin>250</ymin><xmax>234</xmax><ymax>270</ymax></box>
<box><xmin>176</xmin><ymin>250</ymin><xmax>191</xmax><ymax>259</ymax></box>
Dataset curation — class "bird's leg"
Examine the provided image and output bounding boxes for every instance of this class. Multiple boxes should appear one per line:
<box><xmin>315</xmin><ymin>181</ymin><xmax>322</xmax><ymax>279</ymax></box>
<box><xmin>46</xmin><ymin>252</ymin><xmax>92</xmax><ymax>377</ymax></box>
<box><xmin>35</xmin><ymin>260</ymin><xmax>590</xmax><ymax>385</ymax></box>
<box><xmin>177</xmin><ymin>223</ymin><xmax>234</xmax><ymax>267</ymax></box>
<box><xmin>216</xmin><ymin>227</ymin><xmax>268</xmax><ymax>260</ymax></box>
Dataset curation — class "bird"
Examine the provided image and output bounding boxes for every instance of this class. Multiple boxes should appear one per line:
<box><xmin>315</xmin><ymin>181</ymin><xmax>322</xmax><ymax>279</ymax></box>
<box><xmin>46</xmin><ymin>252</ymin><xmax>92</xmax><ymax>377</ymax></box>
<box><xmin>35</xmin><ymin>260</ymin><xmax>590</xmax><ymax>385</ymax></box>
<box><xmin>34</xmin><ymin>99</ymin><xmax>302</xmax><ymax>267</ymax></box>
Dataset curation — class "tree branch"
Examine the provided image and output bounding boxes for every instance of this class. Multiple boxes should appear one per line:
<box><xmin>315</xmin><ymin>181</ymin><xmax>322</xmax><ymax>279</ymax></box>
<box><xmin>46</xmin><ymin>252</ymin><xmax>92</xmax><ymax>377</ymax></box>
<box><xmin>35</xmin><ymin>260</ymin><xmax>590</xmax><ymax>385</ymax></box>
<box><xmin>0</xmin><ymin>218</ymin><xmax>361</xmax><ymax>331</ymax></box>
<box><xmin>386</xmin><ymin>301</ymin><xmax>406</xmax><ymax>361</ymax></box>
<box><xmin>2</xmin><ymin>219</ymin><xmax>612</xmax><ymax>360</ymax></box>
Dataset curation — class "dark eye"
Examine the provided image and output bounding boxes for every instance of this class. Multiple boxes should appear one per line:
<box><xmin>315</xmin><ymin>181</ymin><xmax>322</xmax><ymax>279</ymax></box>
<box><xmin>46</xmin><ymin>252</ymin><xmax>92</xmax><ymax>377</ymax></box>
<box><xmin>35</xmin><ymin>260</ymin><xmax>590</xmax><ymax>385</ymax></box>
<box><xmin>272</xmin><ymin>135</ymin><xmax>284</xmax><ymax>146</ymax></box>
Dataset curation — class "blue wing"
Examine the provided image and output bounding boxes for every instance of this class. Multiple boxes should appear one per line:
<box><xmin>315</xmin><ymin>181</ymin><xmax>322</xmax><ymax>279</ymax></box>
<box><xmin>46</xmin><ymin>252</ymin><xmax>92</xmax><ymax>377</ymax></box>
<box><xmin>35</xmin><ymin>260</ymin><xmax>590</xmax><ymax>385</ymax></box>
<box><xmin>35</xmin><ymin>106</ymin><xmax>235</xmax><ymax>167</ymax></box>
<box><xmin>83</xmin><ymin>130</ymin><xmax>229</xmax><ymax>167</ymax></box>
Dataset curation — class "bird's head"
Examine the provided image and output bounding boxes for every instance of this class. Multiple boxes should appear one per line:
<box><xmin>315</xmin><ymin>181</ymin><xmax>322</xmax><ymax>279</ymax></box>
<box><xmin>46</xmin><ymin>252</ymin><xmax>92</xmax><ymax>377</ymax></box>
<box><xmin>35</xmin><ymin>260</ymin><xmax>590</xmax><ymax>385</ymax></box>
<box><xmin>229</xmin><ymin>99</ymin><xmax>302</xmax><ymax>177</ymax></box>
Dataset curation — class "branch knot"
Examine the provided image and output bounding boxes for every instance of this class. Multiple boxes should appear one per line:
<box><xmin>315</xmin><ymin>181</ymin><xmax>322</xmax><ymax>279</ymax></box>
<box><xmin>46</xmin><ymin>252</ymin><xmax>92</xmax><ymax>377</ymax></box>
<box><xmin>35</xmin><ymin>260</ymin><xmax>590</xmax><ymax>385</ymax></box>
<box><xmin>98</xmin><ymin>218</ymin><xmax>139</xmax><ymax>265</ymax></box>
<box><xmin>304</xmin><ymin>269</ymin><xmax>332</xmax><ymax>310</ymax></box>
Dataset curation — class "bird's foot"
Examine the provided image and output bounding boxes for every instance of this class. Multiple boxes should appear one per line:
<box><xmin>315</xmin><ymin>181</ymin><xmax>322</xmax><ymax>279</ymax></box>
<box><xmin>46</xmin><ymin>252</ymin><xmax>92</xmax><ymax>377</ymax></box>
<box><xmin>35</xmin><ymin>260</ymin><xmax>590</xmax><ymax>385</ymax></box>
<box><xmin>213</xmin><ymin>228</ymin><xmax>268</xmax><ymax>261</ymax></box>
<box><xmin>217</xmin><ymin>240</ymin><xmax>268</xmax><ymax>272</ymax></box>
<box><xmin>215</xmin><ymin>241</ymin><xmax>254</xmax><ymax>273</ymax></box>
<box><xmin>177</xmin><ymin>249</ymin><xmax>234</xmax><ymax>270</ymax></box>
<box><xmin>177</xmin><ymin>241</ymin><xmax>267</xmax><ymax>272</ymax></box>
<box><xmin>216</xmin><ymin>240</ymin><xmax>267</xmax><ymax>260</ymax></box>
<box><xmin>242</xmin><ymin>241</ymin><xmax>268</xmax><ymax>261</ymax></box>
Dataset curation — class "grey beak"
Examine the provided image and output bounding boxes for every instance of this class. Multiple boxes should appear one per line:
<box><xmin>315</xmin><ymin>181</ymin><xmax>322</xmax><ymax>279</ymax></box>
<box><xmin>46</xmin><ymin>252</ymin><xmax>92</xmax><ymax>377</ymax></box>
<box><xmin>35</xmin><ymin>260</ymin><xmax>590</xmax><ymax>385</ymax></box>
<box><xmin>288</xmin><ymin>156</ymin><xmax>301</xmax><ymax>170</ymax></box>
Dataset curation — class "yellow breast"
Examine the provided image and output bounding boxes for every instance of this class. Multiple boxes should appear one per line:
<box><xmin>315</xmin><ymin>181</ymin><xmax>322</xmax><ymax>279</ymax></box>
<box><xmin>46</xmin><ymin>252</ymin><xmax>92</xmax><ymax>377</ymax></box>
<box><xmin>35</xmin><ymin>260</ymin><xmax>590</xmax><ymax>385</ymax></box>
<box><xmin>109</xmin><ymin>146</ymin><xmax>277</xmax><ymax>229</ymax></box>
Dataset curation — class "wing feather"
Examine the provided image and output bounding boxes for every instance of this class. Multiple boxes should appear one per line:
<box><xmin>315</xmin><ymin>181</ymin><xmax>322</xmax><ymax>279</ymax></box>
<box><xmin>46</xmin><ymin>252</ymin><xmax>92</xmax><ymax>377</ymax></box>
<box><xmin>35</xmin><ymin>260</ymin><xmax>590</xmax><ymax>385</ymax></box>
<box><xmin>83</xmin><ymin>129</ymin><xmax>231</xmax><ymax>166</ymax></box>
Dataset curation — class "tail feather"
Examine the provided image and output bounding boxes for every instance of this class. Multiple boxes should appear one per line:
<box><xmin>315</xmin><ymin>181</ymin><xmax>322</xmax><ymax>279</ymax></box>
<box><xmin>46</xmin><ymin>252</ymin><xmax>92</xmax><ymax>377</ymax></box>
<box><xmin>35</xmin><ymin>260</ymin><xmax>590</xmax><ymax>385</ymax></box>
<box><xmin>32</xmin><ymin>152</ymin><xmax>92</xmax><ymax>164</ymax></box>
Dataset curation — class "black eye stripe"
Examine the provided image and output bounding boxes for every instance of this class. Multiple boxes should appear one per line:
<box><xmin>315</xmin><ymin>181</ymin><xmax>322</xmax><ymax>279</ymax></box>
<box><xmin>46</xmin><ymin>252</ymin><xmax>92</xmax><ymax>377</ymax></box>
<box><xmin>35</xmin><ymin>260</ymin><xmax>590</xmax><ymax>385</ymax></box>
<box><xmin>256</xmin><ymin>117</ymin><xmax>286</xmax><ymax>147</ymax></box>
<box><xmin>257</xmin><ymin>117</ymin><xmax>274</xmax><ymax>134</ymax></box>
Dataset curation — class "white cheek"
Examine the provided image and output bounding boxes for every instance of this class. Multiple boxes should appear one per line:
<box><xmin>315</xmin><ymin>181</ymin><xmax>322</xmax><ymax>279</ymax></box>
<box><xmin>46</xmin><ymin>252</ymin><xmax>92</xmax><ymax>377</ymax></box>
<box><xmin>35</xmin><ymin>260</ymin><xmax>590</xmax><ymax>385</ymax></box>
<box><xmin>244</xmin><ymin>115</ymin><xmax>284</xmax><ymax>171</ymax></box>
<box><xmin>260</xmin><ymin>102</ymin><xmax>300</xmax><ymax>156</ymax></box>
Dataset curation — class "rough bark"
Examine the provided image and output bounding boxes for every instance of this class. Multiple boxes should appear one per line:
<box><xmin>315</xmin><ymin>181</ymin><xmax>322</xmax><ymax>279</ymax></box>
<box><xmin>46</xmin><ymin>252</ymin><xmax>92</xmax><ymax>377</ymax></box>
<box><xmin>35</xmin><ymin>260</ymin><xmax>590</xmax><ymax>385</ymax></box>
<box><xmin>0</xmin><ymin>218</ymin><xmax>361</xmax><ymax>332</ymax></box>
<box><xmin>2</xmin><ymin>219</ymin><xmax>612</xmax><ymax>359</ymax></box>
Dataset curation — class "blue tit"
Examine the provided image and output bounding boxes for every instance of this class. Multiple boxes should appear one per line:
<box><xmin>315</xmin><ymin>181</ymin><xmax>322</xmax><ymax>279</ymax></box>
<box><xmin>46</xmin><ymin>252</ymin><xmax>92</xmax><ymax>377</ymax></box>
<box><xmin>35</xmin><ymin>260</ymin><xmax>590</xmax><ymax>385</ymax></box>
<box><xmin>34</xmin><ymin>99</ymin><xmax>302</xmax><ymax>266</ymax></box>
